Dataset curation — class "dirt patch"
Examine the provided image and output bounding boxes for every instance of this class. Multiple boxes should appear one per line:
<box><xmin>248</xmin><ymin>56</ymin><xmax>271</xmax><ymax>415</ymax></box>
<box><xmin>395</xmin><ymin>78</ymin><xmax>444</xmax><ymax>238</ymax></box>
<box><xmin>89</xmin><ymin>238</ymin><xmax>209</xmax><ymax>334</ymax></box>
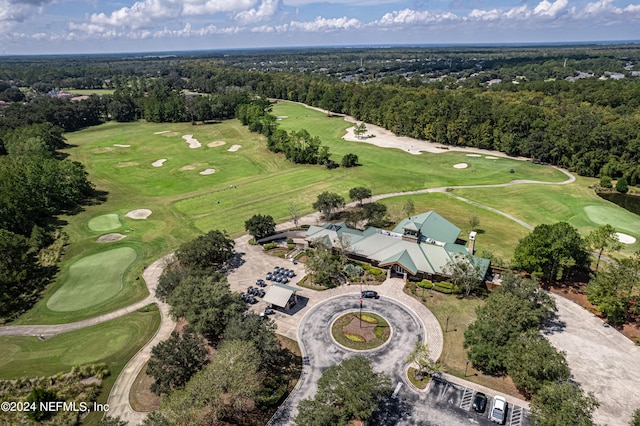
<box><xmin>129</xmin><ymin>360</ymin><xmax>161</xmax><ymax>412</ymax></box>
<box><xmin>96</xmin><ymin>233</ymin><xmax>127</xmax><ymax>243</ymax></box>
<box><xmin>180</xmin><ymin>164</ymin><xmax>198</xmax><ymax>171</ymax></box>
<box><xmin>228</xmin><ymin>144</ymin><xmax>242</xmax><ymax>152</ymax></box>
<box><xmin>343</xmin><ymin>316</ymin><xmax>377</xmax><ymax>341</ymax></box>
<box><xmin>91</xmin><ymin>147</ymin><xmax>115</xmax><ymax>154</ymax></box>
<box><xmin>207</xmin><ymin>141</ymin><xmax>226</xmax><ymax>148</ymax></box>
<box><xmin>117</xmin><ymin>162</ymin><xmax>139</xmax><ymax>168</ymax></box>
<box><xmin>199</xmin><ymin>168</ymin><xmax>216</xmax><ymax>175</ymax></box>
<box><xmin>126</xmin><ymin>209</ymin><xmax>152</xmax><ymax>219</ymax></box>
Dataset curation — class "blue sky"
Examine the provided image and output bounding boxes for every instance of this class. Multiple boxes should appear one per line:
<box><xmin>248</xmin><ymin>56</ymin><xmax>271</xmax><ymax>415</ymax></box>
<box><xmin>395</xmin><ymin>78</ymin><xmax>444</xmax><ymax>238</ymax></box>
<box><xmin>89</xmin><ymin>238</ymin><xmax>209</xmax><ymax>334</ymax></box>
<box><xmin>1</xmin><ymin>0</ymin><xmax>639</xmax><ymax>54</ymax></box>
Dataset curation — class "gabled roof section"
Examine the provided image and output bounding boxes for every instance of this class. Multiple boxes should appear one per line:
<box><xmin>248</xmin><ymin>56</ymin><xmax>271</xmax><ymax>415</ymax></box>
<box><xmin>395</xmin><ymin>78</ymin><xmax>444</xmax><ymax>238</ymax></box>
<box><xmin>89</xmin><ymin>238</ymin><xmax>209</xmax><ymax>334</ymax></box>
<box><xmin>393</xmin><ymin>211</ymin><xmax>461</xmax><ymax>243</ymax></box>
<box><xmin>263</xmin><ymin>284</ymin><xmax>297</xmax><ymax>308</ymax></box>
<box><xmin>404</xmin><ymin>222</ymin><xmax>420</xmax><ymax>232</ymax></box>
<box><xmin>379</xmin><ymin>249</ymin><xmax>418</xmax><ymax>275</ymax></box>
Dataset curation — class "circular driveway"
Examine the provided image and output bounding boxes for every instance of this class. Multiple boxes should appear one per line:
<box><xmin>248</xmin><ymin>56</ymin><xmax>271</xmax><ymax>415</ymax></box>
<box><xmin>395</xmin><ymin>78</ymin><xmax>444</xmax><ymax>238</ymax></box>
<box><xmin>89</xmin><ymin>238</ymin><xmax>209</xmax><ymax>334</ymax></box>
<box><xmin>272</xmin><ymin>293</ymin><xmax>426</xmax><ymax>424</ymax></box>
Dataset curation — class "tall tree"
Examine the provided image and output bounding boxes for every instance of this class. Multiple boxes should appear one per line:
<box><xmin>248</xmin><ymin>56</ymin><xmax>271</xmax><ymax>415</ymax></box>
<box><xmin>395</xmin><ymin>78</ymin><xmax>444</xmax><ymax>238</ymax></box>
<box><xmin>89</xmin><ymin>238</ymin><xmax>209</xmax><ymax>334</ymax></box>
<box><xmin>146</xmin><ymin>327</ymin><xmax>209</xmax><ymax>395</ymax></box>
<box><xmin>244</xmin><ymin>214</ymin><xmax>276</xmax><ymax>241</ymax></box>
<box><xmin>348</xmin><ymin>187</ymin><xmax>371</xmax><ymax>206</ymax></box>
<box><xmin>445</xmin><ymin>255</ymin><xmax>484</xmax><ymax>297</ymax></box>
<box><xmin>530</xmin><ymin>381</ymin><xmax>599</xmax><ymax>426</ymax></box>
<box><xmin>513</xmin><ymin>222</ymin><xmax>589</xmax><ymax>282</ymax></box>
<box><xmin>312</xmin><ymin>191</ymin><xmax>345</xmax><ymax>219</ymax></box>
<box><xmin>505</xmin><ymin>332</ymin><xmax>570</xmax><ymax>398</ymax></box>
<box><xmin>175</xmin><ymin>230</ymin><xmax>235</xmax><ymax>270</ymax></box>
<box><xmin>158</xmin><ymin>340</ymin><xmax>262</xmax><ymax>426</ymax></box>
<box><xmin>405</xmin><ymin>341</ymin><xmax>439</xmax><ymax>377</ymax></box>
<box><xmin>289</xmin><ymin>203</ymin><xmax>299</xmax><ymax>227</ymax></box>
<box><xmin>295</xmin><ymin>356</ymin><xmax>391</xmax><ymax>426</ymax></box>
<box><xmin>586</xmin><ymin>224</ymin><xmax>621</xmax><ymax>273</ymax></box>
<box><xmin>223</xmin><ymin>313</ymin><xmax>280</xmax><ymax>370</ymax></box>
<box><xmin>403</xmin><ymin>198</ymin><xmax>415</xmax><ymax>218</ymax></box>
<box><xmin>168</xmin><ymin>274</ymin><xmax>246</xmax><ymax>341</ymax></box>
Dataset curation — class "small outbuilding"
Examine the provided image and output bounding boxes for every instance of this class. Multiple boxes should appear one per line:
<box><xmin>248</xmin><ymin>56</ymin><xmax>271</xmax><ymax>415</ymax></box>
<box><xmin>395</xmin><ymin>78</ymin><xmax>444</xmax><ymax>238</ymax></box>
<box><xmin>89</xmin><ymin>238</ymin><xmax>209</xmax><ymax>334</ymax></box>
<box><xmin>263</xmin><ymin>283</ymin><xmax>298</xmax><ymax>310</ymax></box>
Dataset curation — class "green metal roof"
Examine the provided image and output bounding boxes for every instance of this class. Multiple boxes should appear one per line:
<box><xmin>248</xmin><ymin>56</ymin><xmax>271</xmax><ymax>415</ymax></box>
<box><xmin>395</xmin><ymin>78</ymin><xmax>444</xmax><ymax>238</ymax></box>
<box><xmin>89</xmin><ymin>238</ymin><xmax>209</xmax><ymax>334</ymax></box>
<box><xmin>379</xmin><ymin>249</ymin><xmax>418</xmax><ymax>275</ymax></box>
<box><xmin>393</xmin><ymin>211</ymin><xmax>461</xmax><ymax>243</ymax></box>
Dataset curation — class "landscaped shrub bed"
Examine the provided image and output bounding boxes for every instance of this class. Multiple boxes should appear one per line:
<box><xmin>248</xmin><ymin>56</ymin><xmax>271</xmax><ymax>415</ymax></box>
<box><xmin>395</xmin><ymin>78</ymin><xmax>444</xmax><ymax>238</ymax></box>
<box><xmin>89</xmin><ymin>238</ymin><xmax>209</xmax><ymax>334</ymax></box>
<box><xmin>331</xmin><ymin>312</ymin><xmax>391</xmax><ymax>350</ymax></box>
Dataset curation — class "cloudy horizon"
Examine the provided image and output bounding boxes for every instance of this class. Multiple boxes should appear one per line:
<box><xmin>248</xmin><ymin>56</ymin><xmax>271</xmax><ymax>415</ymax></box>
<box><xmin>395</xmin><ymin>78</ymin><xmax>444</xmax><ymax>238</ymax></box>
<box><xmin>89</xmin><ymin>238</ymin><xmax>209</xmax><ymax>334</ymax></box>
<box><xmin>1</xmin><ymin>0</ymin><xmax>639</xmax><ymax>55</ymax></box>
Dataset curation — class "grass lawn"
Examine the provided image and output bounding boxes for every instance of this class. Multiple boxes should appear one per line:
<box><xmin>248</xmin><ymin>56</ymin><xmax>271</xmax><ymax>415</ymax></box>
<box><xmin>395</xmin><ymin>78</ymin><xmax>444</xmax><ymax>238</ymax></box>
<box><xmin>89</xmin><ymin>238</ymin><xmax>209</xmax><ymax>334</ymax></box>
<box><xmin>88</xmin><ymin>213</ymin><xmax>122</xmax><ymax>232</ymax></box>
<box><xmin>453</xmin><ymin>176</ymin><xmax>640</xmax><ymax>255</ymax></box>
<box><xmin>410</xmin><ymin>288</ymin><xmax>525</xmax><ymax>398</ymax></box>
<box><xmin>0</xmin><ymin>305</ymin><xmax>160</xmax><ymax>379</ymax></box>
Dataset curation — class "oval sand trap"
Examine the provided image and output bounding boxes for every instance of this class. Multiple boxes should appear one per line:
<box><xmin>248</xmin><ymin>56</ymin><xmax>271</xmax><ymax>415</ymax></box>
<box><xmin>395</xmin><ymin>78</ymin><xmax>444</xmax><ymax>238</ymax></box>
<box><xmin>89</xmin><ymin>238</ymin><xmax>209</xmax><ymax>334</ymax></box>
<box><xmin>615</xmin><ymin>232</ymin><xmax>637</xmax><ymax>245</ymax></box>
<box><xmin>47</xmin><ymin>247</ymin><xmax>137</xmax><ymax>312</ymax></box>
<box><xmin>208</xmin><ymin>141</ymin><xmax>226</xmax><ymax>148</ymax></box>
<box><xmin>126</xmin><ymin>209</ymin><xmax>152</xmax><ymax>219</ymax></box>
<box><xmin>228</xmin><ymin>144</ymin><xmax>242</xmax><ymax>152</ymax></box>
<box><xmin>453</xmin><ymin>163</ymin><xmax>469</xmax><ymax>169</ymax></box>
<box><xmin>152</xmin><ymin>159</ymin><xmax>167</xmax><ymax>167</ymax></box>
<box><xmin>182</xmin><ymin>134</ymin><xmax>202</xmax><ymax>149</ymax></box>
<box><xmin>154</xmin><ymin>130</ymin><xmax>171</xmax><ymax>135</ymax></box>
<box><xmin>485</xmin><ymin>156</ymin><xmax>499</xmax><ymax>160</ymax></box>
<box><xmin>466</xmin><ymin>154</ymin><xmax>481</xmax><ymax>157</ymax></box>
<box><xmin>113</xmin><ymin>144</ymin><xmax>131</xmax><ymax>148</ymax></box>
<box><xmin>199</xmin><ymin>168</ymin><xmax>216</xmax><ymax>175</ymax></box>
<box><xmin>97</xmin><ymin>233</ymin><xmax>127</xmax><ymax>243</ymax></box>
<box><xmin>88</xmin><ymin>214</ymin><xmax>121</xmax><ymax>232</ymax></box>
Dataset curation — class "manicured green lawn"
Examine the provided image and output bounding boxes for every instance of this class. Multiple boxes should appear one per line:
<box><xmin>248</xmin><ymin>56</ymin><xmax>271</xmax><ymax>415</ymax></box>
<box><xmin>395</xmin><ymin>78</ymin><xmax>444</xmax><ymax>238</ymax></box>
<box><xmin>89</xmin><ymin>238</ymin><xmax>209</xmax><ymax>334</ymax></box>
<box><xmin>87</xmin><ymin>213</ymin><xmax>122</xmax><ymax>232</ymax></box>
<box><xmin>46</xmin><ymin>246</ymin><xmax>137</xmax><ymax>312</ymax></box>
<box><xmin>0</xmin><ymin>305</ymin><xmax>160</xmax><ymax>379</ymax></box>
<box><xmin>453</xmin><ymin>176</ymin><xmax>640</xmax><ymax>255</ymax></box>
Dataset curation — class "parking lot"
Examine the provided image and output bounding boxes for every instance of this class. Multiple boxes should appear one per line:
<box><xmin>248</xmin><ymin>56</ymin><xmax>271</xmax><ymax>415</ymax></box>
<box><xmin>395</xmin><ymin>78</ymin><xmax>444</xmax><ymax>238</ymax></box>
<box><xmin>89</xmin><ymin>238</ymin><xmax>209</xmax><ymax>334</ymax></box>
<box><xmin>413</xmin><ymin>376</ymin><xmax>531</xmax><ymax>426</ymax></box>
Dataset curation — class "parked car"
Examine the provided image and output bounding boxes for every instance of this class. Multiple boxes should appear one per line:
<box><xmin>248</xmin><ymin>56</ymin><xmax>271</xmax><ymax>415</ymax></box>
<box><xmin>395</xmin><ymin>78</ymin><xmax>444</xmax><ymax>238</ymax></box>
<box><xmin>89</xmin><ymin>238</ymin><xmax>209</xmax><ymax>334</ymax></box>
<box><xmin>490</xmin><ymin>396</ymin><xmax>507</xmax><ymax>424</ymax></box>
<box><xmin>264</xmin><ymin>307</ymin><xmax>274</xmax><ymax>315</ymax></box>
<box><xmin>266</xmin><ymin>272</ymin><xmax>272</xmax><ymax>280</ymax></box>
<box><xmin>362</xmin><ymin>290</ymin><xmax>379</xmax><ymax>299</ymax></box>
<box><xmin>287</xmin><ymin>270</ymin><xmax>295</xmax><ymax>278</ymax></box>
<box><xmin>472</xmin><ymin>392</ymin><xmax>487</xmax><ymax>413</ymax></box>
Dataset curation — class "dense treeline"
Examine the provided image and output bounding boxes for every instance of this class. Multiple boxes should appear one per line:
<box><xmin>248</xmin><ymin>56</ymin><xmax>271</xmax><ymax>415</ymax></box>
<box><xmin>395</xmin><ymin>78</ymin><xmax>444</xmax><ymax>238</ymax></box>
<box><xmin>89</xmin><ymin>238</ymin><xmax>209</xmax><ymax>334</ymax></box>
<box><xmin>237</xmin><ymin>100</ymin><xmax>337</xmax><ymax>167</ymax></box>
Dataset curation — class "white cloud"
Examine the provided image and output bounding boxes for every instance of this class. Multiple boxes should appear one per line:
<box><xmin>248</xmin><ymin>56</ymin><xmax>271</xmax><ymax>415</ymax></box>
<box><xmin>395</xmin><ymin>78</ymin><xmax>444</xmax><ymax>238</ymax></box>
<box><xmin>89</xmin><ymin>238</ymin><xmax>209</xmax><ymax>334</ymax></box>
<box><xmin>182</xmin><ymin>0</ymin><xmax>257</xmax><ymax>15</ymax></box>
<box><xmin>287</xmin><ymin>16</ymin><xmax>363</xmax><ymax>31</ymax></box>
<box><xmin>88</xmin><ymin>0</ymin><xmax>181</xmax><ymax>30</ymax></box>
<box><xmin>533</xmin><ymin>0</ymin><xmax>568</xmax><ymax>18</ymax></box>
<box><xmin>235</xmin><ymin>0</ymin><xmax>282</xmax><ymax>25</ymax></box>
<box><xmin>0</xmin><ymin>0</ymin><xmax>39</xmax><ymax>23</ymax></box>
<box><xmin>377</xmin><ymin>9</ymin><xmax>459</xmax><ymax>25</ymax></box>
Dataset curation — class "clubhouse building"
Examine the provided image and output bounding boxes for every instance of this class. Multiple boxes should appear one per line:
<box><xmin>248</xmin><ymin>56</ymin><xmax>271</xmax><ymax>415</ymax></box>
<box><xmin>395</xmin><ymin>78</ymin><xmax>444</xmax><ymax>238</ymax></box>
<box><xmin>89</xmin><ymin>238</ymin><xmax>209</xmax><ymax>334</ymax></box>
<box><xmin>305</xmin><ymin>211</ymin><xmax>490</xmax><ymax>282</ymax></box>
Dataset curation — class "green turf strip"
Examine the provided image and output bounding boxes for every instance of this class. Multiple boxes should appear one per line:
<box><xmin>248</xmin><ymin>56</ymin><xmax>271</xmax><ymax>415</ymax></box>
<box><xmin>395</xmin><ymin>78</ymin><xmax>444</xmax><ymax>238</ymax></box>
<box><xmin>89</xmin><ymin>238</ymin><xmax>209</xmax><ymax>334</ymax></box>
<box><xmin>46</xmin><ymin>247</ymin><xmax>137</xmax><ymax>312</ymax></box>
<box><xmin>0</xmin><ymin>305</ymin><xmax>160</xmax><ymax>379</ymax></box>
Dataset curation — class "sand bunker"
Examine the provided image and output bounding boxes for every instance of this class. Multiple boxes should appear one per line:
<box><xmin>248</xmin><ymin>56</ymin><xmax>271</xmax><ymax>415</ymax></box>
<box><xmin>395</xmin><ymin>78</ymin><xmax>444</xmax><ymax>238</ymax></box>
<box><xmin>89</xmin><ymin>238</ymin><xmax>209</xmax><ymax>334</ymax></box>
<box><xmin>96</xmin><ymin>233</ymin><xmax>127</xmax><ymax>243</ymax></box>
<box><xmin>207</xmin><ymin>141</ymin><xmax>226</xmax><ymax>148</ymax></box>
<box><xmin>615</xmin><ymin>232</ymin><xmax>637</xmax><ymax>245</ymax></box>
<box><xmin>453</xmin><ymin>163</ymin><xmax>469</xmax><ymax>169</ymax></box>
<box><xmin>180</xmin><ymin>164</ymin><xmax>198</xmax><ymax>171</ymax></box>
<box><xmin>228</xmin><ymin>145</ymin><xmax>242</xmax><ymax>152</ymax></box>
<box><xmin>466</xmin><ymin>154</ymin><xmax>482</xmax><ymax>157</ymax></box>
<box><xmin>126</xmin><ymin>209</ymin><xmax>152</xmax><ymax>219</ymax></box>
<box><xmin>152</xmin><ymin>159</ymin><xmax>167</xmax><ymax>167</ymax></box>
<box><xmin>154</xmin><ymin>130</ymin><xmax>171</xmax><ymax>135</ymax></box>
<box><xmin>485</xmin><ymin>156</ymin><xmax>499</xmax><ymax>160</ymax></box>
<box><xmin>199</xmin><ymin>168</ymin><xmax>216</xmax><ymax>175</ymax></box>
<box><xmin>276</xmin><ymin>116</ymin><xmax>288</xmax><ymax>120</ymax></box>
<box><xmin>182</xmin><ymin>134</ymin><xmax>202</xmax><ymax>149</ymax></box>
<box><xmin>113</xmin><ymin>144</ymin><xmax>131</xmax><ymax>148</ymax></box>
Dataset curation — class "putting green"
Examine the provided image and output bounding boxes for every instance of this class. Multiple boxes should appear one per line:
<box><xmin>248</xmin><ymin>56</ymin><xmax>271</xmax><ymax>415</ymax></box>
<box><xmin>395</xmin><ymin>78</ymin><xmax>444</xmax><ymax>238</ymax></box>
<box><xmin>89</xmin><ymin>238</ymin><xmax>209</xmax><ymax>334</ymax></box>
<box><xmin>46</xmin><ymin>247</ymin><xmax>137</xmax><ymax>312</ymax></box>
<box><xmin>88</xmin><ymin>213</ymin><xmax>121</xmax><ymax>232</ymax></box>
<box><xmin>584</xmin><ymin>205</ymin><xmax>640</xmax><ymax>236</ymax></box>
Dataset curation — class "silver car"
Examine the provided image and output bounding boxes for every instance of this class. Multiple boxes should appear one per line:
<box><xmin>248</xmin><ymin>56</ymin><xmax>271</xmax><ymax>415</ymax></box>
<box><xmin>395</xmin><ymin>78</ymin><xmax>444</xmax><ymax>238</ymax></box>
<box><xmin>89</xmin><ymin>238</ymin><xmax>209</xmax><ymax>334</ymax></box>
<box><xmin>490</xmin><ymin>395</ymin><xmax>507</xmax><ymax>424</ymax></box>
